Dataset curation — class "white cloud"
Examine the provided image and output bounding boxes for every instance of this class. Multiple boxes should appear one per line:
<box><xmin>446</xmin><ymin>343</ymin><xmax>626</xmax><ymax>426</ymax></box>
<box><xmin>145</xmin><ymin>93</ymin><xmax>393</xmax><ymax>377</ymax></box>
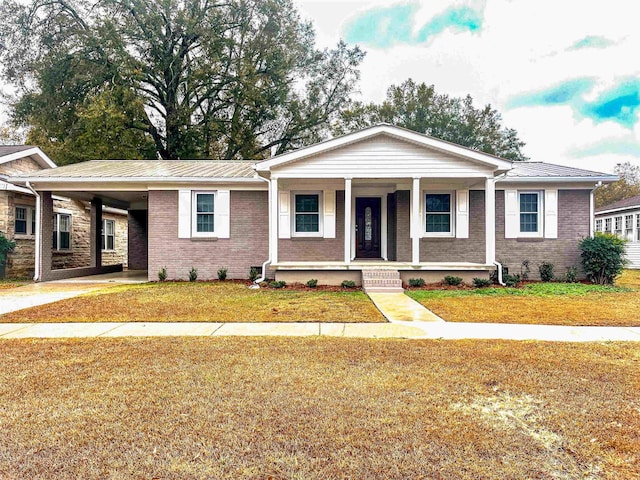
<box><xmin>295</xmin><ymin>0</ymin><xmax>640</xmax><ymax>173</ymax></box>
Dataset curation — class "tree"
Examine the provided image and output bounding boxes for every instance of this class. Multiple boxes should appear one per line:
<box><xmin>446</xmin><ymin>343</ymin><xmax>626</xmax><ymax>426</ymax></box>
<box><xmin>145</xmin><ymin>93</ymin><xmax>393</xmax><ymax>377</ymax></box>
<box><xmin>0</xmin><ymin>0</ymin><xmax>363</xmax><ymax>163</ymax></box>
<box><xmin>334</xmin><ymin>79</ymin><xmax>527</xmax><ymax>161</ymax></box>
<box><xmin>595</xmin><ymin>162</ymin><xmax>640</xmax><ymax>208</ymax></box>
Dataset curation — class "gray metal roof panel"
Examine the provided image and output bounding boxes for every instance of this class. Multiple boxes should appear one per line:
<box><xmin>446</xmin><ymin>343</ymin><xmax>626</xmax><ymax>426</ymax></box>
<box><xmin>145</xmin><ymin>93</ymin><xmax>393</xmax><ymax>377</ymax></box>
<box><xmin>504</xmin><ymin>161</ymin><xmax>613</xmax><ymax>178</ymax></box>
<box><xmin>17</xmin><ymin>160</ymin><xmax>258</xmax><ymax>179</ymax></box>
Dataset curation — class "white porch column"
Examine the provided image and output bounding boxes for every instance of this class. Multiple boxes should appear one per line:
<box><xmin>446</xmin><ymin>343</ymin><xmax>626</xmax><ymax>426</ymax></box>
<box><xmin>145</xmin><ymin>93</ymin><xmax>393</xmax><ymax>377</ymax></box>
<box><xmin>270</xmin><ymin>176</ymin><xmax>279</xmax><ymax>264</ymax></box>
<box><xmin>344</xmin><ymin>177</ymin><xmax>352</xmax><ymax>264</ymax></box>
<box><xmin>411</xmin><ymin>177</ymin><xmax>420</xmax><ymax>265</ymax></box>
<box><xmin>485</xmin><ymin>177</ymin><xmax>496</xmax><ymax>264</ymax></box>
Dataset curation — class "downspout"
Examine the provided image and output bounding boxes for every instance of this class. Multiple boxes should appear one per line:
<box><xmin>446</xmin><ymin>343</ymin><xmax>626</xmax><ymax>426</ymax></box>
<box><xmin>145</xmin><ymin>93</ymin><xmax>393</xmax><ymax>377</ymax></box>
<box><xmin>252</xmin><ymin>175</ymin><xmax>271</xmax><ymax>286</ymax></box>
<box><xmin>25</xmin><ymin>181</ymin><xmax>41</xmax><ymax>282</ymax></box>
<box><xmin>493</xmin><ymin>261</ymin><xmax>505</xmax><ymax>286</ymax></box>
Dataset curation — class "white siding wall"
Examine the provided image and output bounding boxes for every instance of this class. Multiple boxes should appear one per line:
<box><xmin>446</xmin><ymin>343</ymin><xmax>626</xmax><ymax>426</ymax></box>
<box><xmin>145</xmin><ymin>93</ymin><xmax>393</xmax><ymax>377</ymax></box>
<box><xmin>272</xmin><ymin>135</ymin><xmax>493</xmax><ymax>178</ymax></box>
<box><xmin>626</xmin><ymin>244</ymin><xmax>640</xmax><ymax>269</ymax></box>
<box><xmin>595</xmin><ymin>207</ymin><xmax>640</xmax><ymax>268</ymax></box>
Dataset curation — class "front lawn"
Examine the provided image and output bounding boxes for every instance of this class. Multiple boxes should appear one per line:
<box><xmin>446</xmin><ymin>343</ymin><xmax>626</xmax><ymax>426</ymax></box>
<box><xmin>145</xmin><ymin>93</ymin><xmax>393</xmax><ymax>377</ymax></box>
<box><xmin>0</xmin><ymin>281</ymin><xmax>385</xmax><ymax>323</ymax></box>
<box><xmin>407</xmin><ymin>281</ymin><xmax>640</xmax><ymax>326</ymax></box>
<box><xmin>0</xmin><ymin>280</ymin><xmax>27</xmax><ymax>290</ymax></box>
<box><xmin>0</xmin><ymin>338</ymin><xmax>637</xmax><ymax>479</ymax></box>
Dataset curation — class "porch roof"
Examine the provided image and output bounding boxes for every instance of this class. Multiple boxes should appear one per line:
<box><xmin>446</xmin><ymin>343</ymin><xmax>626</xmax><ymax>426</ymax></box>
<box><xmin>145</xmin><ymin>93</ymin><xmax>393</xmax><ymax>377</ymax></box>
<box><xmin>501</xmin><ymin>161</ymin><xmax>616</xmax><ymax>183</ymax></box>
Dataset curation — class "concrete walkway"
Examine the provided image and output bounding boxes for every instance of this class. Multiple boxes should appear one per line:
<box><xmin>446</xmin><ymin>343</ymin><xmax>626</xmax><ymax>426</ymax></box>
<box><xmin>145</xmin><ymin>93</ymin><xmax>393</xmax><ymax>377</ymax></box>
<box><xmin>0</xmin><ymin>320</ymin><xmax>639</xmax><ymax>341</ymax></box>
<box><xmin>368</xmin><ymin>292</ymin><xmax>444</xmax><ymax>322</ymax></box>
<box><xmin>0</xmin><ymin>283</ymin><xmax>108</xmax><ymax>315</ymax></box>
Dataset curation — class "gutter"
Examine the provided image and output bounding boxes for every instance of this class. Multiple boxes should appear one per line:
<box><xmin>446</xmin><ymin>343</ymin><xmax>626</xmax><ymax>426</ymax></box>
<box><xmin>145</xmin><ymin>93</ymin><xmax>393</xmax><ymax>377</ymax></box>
<box><xmin>252</xmin><ymin>175</ymin><xmax>272</xmax><ymax>286</ymax></box>
<box><xmin>25</xmin><ymin>181</ymin><xmax>41</xmax><ymax>282</ymax></box>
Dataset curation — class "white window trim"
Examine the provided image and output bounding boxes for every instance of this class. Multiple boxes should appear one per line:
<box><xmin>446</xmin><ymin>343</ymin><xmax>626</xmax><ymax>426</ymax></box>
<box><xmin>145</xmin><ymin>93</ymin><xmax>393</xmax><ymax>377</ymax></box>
<box><xmin>595</xmin><ymin>219</ymin><xmax>603</xmax><ymax>233</ymax></box>
<box><xmin>191</xmin><ymin>191</ymin><xmax>217</xmax><ymax>238</ymax></box>
<box><xmin>291</xmin><ymin>191</ymin><xmax>323</xmax><ymax>238</ymax></box>
<box><xmin>53</xmin><ymin>212</ymin><xmax>72</xmax><ymax>251</ymax></box>
<box><xmin>15</xmin><ymin>205</ymin><xmax>36</xmax><ymax>236</ymax></box>
<box><xmin>423</xmin><ymin>190</ymin><xmax>455</xmax><ymax>237</ymax></box>
<box><xmin>102</xmin><ymin>219</ymin><xmax>116</xmax><ymax>251</ymax></box>
<box><xmin>518</xmin><ymin>191</ymin><xmax>543</xmax><ymax>238</ymax></box>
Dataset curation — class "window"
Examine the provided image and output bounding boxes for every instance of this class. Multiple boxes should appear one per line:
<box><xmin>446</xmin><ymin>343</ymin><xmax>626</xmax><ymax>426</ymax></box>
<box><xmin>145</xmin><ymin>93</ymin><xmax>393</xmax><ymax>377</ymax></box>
<box><xmin>605</xmin><ymin>218</ymin><xmax>612</xmax><ymax>233</ymax></box>
<box><xmin>614</xmin><ymin>216</ymin><xmax>622</xmax><ymax>236</ymax></box>
<box><xmin>15</xmin><ymin>206</ymin><xmax>35</xmax><ymax>235</ymax></box>
<box><xmin>519</xmin><ymin>192</ymin><xmax>541</xmax><ymax>236</ymax></box>
<box><xmin>53</xmin><ymin>213</ymin><xmax>71</xmax><ymax>250</ymax></box>
<box><xmin>191</xmin><ymin>192</ymin><xmax>215</xmax><ymax>237</ymax></box>
<box><xmin>595</xmin><ymin>219</ymin><xmax>603</xmax><ymax>233</ymax></box>
<box><xmin>425</xmin><ymin>193</ymin><xmax>453</xmax><ymax>235</ymax></box>
<box><xmin>294</xmin><ymin>193</ymin><xmax>321</xmax><ymax>235</ymax></box>
<box><xmin>102</xmin><ymin>219</ymin><xmax>115</xmax><ymax>251</ymax></box>
<box><xmin>625</xmin><ymin>215</ymin><xmax>634</xmax><ymax>241</ymax></box>
<box><xmin>15</xmin><ymin>206</ymin><xmax>28</xmax><ymax>234</ymax></box>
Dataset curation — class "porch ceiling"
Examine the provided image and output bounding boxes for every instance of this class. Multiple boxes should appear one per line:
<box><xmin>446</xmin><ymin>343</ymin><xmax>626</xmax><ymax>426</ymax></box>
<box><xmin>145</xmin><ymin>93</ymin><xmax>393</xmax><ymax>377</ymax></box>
<box><xmin>53</xmin><ymin>190</ymin><xmax>148</xmax><ymax>210</ymax></box>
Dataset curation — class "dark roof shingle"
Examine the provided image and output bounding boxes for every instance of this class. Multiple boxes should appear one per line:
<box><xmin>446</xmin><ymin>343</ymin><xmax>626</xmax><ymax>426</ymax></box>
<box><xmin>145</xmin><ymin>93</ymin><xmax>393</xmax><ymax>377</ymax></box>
<box><xmin>595</xmin><ymin>194</ymin><xmax>640</xmax><ymax>213</ymax></box>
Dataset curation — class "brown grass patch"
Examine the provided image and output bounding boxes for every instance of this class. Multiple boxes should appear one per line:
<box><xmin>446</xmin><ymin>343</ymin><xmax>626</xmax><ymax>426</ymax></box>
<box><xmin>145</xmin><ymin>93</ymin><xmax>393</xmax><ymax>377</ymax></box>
<box><xmin>0</xmin><ymin>280</ymin><xmax>27</xmax><ymax>290</ymax></box>
<box><xmin>0</xmin><ymin>281</ymin><xmax>385</xmax><ymax>323</ymax></box>
<box><xmin>416</xmin><ymin>292</ymin><xmax>640</xmax><ymax>326</ymax></box>
<box><xmin>0</xmin><ymin>338</ymin><xmax>638</xmax><ymax>479</ymax></box>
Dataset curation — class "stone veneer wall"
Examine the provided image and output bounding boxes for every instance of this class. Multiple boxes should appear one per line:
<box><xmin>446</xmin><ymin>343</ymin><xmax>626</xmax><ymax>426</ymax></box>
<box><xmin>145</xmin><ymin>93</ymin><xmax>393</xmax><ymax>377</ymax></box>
<box><xmin>2</xmin><ymin>191</ymin><xmax>128</xmax><ymax>279</ymax></box>
<box><xmin>147</xmin><ymin>190</ymin><xmax>269</xmax><ymax>280</ymax></box>
<box><xmin>495</xmin><ymin>189</ymin><xmax>590</xmax><ymax>279</ymax></box>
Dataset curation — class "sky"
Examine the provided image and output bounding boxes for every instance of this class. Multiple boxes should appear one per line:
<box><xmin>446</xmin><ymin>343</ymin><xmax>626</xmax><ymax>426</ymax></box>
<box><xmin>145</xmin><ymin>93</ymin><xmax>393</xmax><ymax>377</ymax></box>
<box><xmin>295</xmin><ymin>0</ymin><xmax>640</xmax><ymax>174</ymax></box>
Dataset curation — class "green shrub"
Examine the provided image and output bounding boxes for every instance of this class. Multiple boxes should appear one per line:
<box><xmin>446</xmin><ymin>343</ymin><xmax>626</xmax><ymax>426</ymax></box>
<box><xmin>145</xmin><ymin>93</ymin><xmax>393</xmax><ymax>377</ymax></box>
<box><xmin>217</xmin><ymin>267</ymin><xmax>228</xmax><ymax>281</ymax></box>
<box><xmin>408</xmin><ymin>278</ymin><xmax>425</xmax><ymax>287</ymax></box>
<box><xmin>580</xmin><ymin>233</ymin><xmax>627</xmax><ymax>285</ymax></box>
<box><xmin>341</xmin><ymin>280</ymin><xmax>356</xmax><ymax>288</ymax></box>
<box><xmin>503</xmin><ymin>273</ymin><xmax>520</xmax><ymax>287</ymax></box>
<box><xmin>269</xmin><ymin>280</ymin><xmax>286</xmax><ymax>289</ymax></box>
<box><xmin>472</xmin><ymin>277</ymin><xmax>491</xmax><ymax>288</ymax></box>
<box><xmin>158</xmin><ymin>266</ymin><xmax>167</xmax><ymax>282</ymax></box>
<box><xmin>249</xmin><ymin>267</ymin><xmax>260</xmax><ymax>282</ymax></box>
<box><xmin>538</xmin><ymin>261</ymin><xmax>554</xmax><ymax>282</ymax></box>
<box><xmin>443</xmin><ymin>275</ymin><xmax>463</xmax><ymax>286</ymax></box>
<box><xmin>0</xmin><ymin>233</ymin><xmax>15</xmax><ymax>265</ymax></box>
<box><xmin>188</xmin><ymin>267</ymin><xmax>198</xmax><ymax>282</ymax></box>
<box><xmin>306</xmin><ymin>279</ymin><xmax>318</xmax><ymax>288</ymax></box>
<box><xmin>564</xmin><ymin>265</ymin><xmax>579</xmax><ymax>283</ymax></box>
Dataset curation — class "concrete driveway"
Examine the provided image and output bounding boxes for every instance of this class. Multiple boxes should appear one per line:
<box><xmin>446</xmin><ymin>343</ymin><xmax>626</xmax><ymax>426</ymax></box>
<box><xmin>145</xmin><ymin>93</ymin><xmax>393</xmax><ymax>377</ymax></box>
<box><xmin>0</xmin><ymin>270</ymin><xmax>147</xmax><ymax>315</ymax></box>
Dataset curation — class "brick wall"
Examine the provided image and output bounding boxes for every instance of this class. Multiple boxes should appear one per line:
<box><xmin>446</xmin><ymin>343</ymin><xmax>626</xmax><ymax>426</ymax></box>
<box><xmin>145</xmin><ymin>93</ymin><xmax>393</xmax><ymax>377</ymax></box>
<box><xmin>395</xmin><ymin>190</ymin><xmax>411</xmax><ymax>262</ymax></box>
<box><xmin>148</xmin><ymin>190</ymin><xmax>269</xmax><ymax>280</ymax></box>
<box><xmin>278</xmin><ymin>191</ymin><xmax>345</xmax><ymax>262</ymax></box>
<box><xmin>420</xmin><ymin>190</ymin><xmax>486</xmax><ymax>263</ymax></box>
<box><xmin>495</xmin><ymin>189</ymin><xmax>590</xmax><ymax>279</ymax></box>
<box><xmin>128</xmin><ymin>210</ymin><xmax>148</xmax><ymax>270</ymax></box>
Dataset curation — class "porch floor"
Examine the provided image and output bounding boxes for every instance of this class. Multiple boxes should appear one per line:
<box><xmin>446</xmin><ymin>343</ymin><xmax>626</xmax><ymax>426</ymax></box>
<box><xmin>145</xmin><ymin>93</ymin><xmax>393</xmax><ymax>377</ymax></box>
<box><xmin>272</xmin><ymin>261</ymin><xmax>494</xmax><ymax>271</ymax></box>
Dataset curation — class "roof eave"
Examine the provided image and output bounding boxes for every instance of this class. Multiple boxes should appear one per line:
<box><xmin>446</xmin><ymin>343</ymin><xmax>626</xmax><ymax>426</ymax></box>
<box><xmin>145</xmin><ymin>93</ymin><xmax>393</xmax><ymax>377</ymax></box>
<box><xmin>498</xmin><ymin>176</ymin><xmax>618</xmax><ymax>184</ymax></box>
<box><xmin>0</xmin><ymin>147</ymin><xmax>56</xmax><ymax>169</ymax></box>
<box><xmin>9</xmin><ymin>176</ymin><xmax>262</xmax><ymax>184</ymax></box>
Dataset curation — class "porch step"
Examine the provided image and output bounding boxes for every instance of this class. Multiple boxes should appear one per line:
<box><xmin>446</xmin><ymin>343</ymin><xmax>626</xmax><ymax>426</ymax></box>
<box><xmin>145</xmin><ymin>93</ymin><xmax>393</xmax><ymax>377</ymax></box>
<box><xmin>361</xmin><ymin>269</ymin><xmax>404</xmax><ymax>293</ymax></box>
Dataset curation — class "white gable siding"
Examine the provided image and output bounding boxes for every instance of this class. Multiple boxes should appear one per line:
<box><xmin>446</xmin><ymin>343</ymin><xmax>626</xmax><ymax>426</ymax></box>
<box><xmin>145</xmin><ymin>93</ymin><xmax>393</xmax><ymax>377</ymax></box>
<box><xmin>271</xmin><ymin>135</ymin><xmax>493</xmax><ymax>178</ymax></box>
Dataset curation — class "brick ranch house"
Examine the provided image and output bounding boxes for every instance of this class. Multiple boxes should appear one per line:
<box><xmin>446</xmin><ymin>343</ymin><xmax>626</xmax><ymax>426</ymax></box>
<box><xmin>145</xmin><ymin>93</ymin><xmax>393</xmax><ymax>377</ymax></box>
<box><xmin>0</xmin><ymin>146</ymin><xmax>128</xmax><ymax>279</ymax></box>
<box><xmin>9</xmin><ymin>125</ymin><xmax>616</xmax><ymax>285</ymax></box>
<box><xmin>594</xmin><ymin>194</ymin><xmax>640</xmax><ymax>269</ymax></box>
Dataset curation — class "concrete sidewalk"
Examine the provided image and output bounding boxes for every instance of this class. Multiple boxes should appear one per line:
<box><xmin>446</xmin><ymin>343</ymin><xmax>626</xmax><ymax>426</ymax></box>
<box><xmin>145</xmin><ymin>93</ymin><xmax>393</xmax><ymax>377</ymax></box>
<box><xmin>1</xmin><ymin>321</ymin><xmax>639</xmax><ymax>341</ymax></box>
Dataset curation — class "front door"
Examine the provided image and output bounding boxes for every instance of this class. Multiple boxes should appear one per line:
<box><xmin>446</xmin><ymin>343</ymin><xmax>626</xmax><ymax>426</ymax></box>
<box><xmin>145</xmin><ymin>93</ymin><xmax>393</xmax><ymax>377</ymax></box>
<box><xmin>355</xmin><ymin>197</ymin><xmax>382</xmax><ymax>258</ymax></box>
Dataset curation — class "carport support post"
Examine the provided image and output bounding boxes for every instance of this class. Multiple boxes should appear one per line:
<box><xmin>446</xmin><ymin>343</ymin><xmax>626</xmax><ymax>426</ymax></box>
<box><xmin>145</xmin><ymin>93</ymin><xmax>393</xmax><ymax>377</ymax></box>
<box><xmin>90</xmin><ymin>198</ymin><xmax>103</xmax><ymax>269</ymax></box>
<box><xmin>485</xmin><ymin>177</ymin><xmax>496</xmax><ymax>265</ymax></box>
<box><xmin>38</xmin><ymin>191</ymin><xmax>54</xmax><ymax>282</ymax></box>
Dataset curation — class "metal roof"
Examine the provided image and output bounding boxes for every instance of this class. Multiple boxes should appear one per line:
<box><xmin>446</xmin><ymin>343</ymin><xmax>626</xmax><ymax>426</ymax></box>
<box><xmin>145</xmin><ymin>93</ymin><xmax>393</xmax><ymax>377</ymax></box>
<box><xmin>503</xmin><ymin>161</ymin><xmax>614</xmax><ymax>179</ymax></box>
<box><xmin>0</xmin><ymin>145</ymin><xmax>36</xmax><ymax>157</ymax></box>
<box><xmin>595</xmin><ymin>194</ymin><xmax>640</xmax><ymax>213</ymax></box>
<box><xmin>17</xmin><ymin>159</ymin><xmax>258</xmax><ymax>180</ymax></box>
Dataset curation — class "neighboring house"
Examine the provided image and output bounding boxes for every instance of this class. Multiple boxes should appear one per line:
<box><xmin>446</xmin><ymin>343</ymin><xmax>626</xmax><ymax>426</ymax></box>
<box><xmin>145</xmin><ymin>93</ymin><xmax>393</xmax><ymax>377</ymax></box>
<box><xmin>0</xmin><ymin>146</ymin><xmax>128</xmax><ymax>279</ymax></box>
<box><xmin>595</xmin><ymin>194</ymin><xmax>640</xmax><ymax>268</ymax></box>
<box><xmin>10</xmin><ymin>125</ymin><xmax>616</xmax><ymax>286</ymax></box>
